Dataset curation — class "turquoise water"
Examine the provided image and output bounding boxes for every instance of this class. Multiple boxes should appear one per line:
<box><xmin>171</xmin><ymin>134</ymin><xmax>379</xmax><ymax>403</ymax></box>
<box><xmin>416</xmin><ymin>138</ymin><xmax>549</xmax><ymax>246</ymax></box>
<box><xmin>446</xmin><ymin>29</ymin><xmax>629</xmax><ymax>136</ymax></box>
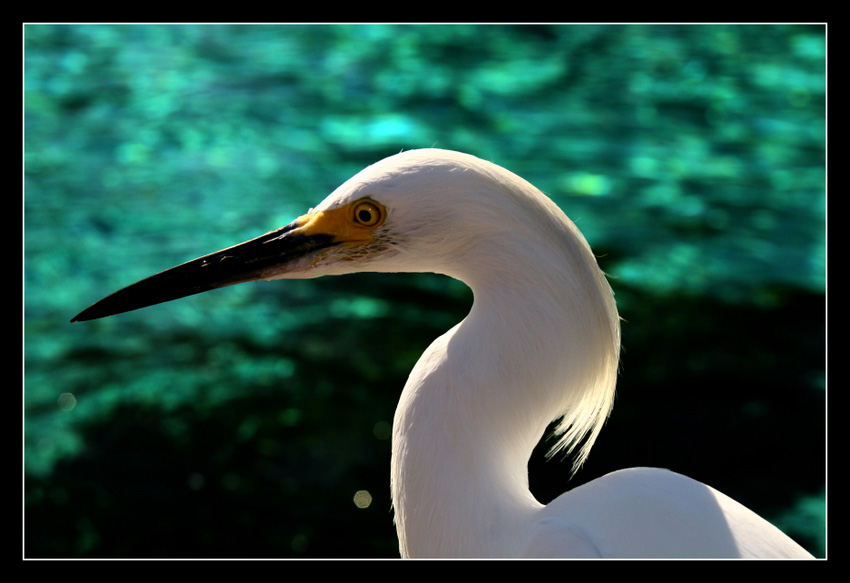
<box><xmin>25</xmin><ymin>24</ymin><xmax>825</xmax><ymax>557</ymax></box>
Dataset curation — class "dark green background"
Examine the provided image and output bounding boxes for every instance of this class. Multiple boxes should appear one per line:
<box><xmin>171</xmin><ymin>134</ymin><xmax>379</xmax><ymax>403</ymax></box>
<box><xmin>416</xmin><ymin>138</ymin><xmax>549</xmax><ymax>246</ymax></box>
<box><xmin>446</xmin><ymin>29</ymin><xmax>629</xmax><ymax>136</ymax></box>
<box><xmin>24</xmin><ymin>24</ymin><xmax>825</xmax><ymax>558</ymax></box>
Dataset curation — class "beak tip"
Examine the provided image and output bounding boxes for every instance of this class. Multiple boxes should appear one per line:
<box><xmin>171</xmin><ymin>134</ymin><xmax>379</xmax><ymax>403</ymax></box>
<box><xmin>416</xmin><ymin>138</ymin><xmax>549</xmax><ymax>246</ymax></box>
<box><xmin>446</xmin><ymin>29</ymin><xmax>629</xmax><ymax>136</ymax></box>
<box><xmin>69</xmin><ymin>307</ymin><xmax>99</xmax><ymax>324</ymax></box>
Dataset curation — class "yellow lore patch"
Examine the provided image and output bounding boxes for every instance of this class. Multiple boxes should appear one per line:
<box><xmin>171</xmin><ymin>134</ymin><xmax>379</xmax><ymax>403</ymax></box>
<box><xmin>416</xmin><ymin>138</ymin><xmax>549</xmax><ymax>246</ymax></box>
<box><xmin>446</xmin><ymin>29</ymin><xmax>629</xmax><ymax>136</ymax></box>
<box><xmin>293</xmin><ymin>198</ymin><xmax>386</xmax><ymax>246</ymax></box>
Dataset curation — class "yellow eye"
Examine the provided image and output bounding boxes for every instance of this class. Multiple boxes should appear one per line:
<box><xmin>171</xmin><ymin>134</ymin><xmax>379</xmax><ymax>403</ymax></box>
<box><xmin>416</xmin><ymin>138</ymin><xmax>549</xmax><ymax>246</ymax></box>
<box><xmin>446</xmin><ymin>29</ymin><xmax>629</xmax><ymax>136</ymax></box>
<box><xmin>351</xmin><ymin>199</ymin><xmax>384</xmax><ymax>228</ymax></box>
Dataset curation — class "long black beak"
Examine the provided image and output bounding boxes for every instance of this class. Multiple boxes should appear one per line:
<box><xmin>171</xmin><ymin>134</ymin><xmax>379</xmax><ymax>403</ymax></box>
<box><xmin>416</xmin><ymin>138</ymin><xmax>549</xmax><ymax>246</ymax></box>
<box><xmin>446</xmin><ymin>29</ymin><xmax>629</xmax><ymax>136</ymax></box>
<box><xmin>71</xmin><ymin>219</ymin><xmax>338</xmax><ymax>323</ymax></box>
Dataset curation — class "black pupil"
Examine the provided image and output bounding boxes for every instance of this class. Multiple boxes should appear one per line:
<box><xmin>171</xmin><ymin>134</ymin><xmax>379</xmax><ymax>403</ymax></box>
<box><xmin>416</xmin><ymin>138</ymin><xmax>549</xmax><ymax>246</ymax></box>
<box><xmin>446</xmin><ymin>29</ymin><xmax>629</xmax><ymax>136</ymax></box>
<box><xmin>358</xmin><ymin>208</ymin><xmax>373</xmax><ymax>223</ymax></box>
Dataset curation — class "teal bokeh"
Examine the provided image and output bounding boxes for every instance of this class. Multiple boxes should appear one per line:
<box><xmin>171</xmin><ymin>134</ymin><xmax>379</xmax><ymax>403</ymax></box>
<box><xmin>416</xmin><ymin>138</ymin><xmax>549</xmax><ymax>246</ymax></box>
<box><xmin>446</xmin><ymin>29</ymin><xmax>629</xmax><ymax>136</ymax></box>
<box><xmin>25</xmin><ymin>24</ymin><xmax>825</xmax><ymax>558</ymax></box>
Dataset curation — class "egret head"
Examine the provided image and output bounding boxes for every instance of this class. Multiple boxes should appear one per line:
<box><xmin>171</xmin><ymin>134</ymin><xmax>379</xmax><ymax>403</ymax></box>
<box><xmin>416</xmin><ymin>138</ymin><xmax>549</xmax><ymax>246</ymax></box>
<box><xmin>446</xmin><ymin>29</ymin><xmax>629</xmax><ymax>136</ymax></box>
<box><xmin>294</xmin><ymin>148</ymin><xmax>586</xmax><ymax>285</ymax></box>
<box><xmin>72</xmin><ymin>149</ymin><xmax>567</xmax><ymax>321</ymax></box>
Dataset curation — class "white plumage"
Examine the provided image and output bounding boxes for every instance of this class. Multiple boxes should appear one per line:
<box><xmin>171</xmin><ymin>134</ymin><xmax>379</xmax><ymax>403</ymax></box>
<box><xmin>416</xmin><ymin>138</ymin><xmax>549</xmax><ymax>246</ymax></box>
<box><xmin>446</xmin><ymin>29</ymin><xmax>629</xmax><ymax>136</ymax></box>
<box><xmin>73</xmin><ymin>149</ymin><xmax>813</xmax><ymax>558</ymax></box>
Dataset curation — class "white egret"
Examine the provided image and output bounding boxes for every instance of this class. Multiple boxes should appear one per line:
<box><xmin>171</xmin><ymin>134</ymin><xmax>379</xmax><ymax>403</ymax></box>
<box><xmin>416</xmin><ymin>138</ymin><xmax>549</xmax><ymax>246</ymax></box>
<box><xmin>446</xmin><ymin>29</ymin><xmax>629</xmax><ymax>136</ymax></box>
<box><xmin>73</xmin><ymin>149</ymin><xmax>813</xmax><ymax>558</ymax></box>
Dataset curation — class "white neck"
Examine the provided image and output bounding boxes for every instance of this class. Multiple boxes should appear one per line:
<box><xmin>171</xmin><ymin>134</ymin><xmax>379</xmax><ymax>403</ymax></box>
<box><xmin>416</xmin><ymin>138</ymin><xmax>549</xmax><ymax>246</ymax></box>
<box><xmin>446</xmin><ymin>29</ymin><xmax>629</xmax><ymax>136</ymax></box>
<box><xmin>389</xmin><ymin>202</ymin><xmax>619</xmax><ymax>557</ymax></box>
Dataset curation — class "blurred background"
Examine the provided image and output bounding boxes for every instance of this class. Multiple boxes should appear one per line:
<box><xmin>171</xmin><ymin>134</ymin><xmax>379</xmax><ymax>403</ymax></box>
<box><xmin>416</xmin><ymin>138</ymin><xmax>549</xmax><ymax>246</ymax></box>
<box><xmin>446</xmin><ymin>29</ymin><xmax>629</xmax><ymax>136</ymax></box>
<box><xmin>24</xmin><ymin>24</ymin><xmax>825</xmax><ymax>558</ymax></box>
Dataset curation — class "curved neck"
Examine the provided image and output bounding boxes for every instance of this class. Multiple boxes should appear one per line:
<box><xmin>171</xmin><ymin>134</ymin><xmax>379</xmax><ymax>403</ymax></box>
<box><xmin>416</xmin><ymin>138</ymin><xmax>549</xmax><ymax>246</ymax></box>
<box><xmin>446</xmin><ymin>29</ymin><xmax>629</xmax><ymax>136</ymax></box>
<box><xmin>390</xmin><ymin>215</ymin><xmax>619</xmax><ymax>557</ymax></box>
<box><xmin>390</xmin><ymin>299</ymin><xmax>547</xmax><ymax>558</ymax></box>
